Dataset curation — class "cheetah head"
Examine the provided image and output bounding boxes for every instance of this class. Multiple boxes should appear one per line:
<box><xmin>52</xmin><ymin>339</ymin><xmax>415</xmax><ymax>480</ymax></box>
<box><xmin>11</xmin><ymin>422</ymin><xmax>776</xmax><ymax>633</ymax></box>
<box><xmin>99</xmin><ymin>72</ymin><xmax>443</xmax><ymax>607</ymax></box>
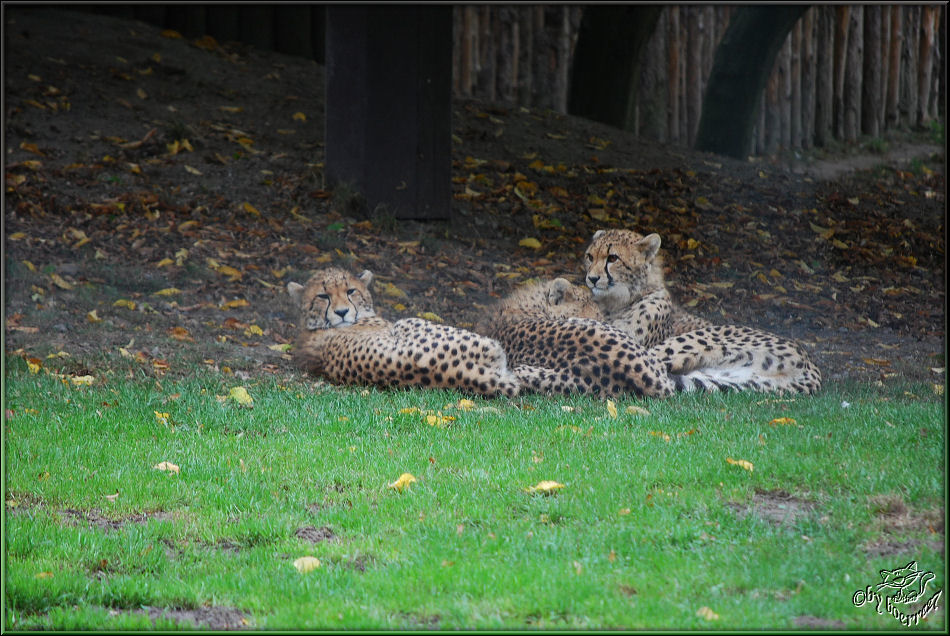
<box><xmin>584</xmin><ymin>229</ymin><xmax>663</xmax><ymax>306</ymax></box>
<box><xmin>287</xmin><ymin>267</ymin><xmax>376</xmax><ymax>330</ymax></box>
<box><xmin>499</xmin><ymin>278</ymin><xmax>602</xmax><ymax>320</ymax></box>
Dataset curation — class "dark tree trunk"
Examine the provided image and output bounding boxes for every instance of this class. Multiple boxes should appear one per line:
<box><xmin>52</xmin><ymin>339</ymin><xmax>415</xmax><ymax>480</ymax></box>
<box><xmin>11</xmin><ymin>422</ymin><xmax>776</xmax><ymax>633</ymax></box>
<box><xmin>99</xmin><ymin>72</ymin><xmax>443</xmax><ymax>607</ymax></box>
<box><xmin>638</xmin><ymin>9</ymin><xmax>669</xmax><ymax>141</ymax></box>
<box><xmin>885</xmin><ymin>6</ymin><xmax>903</xmax><ymax>128</ymax></box>
<box><xmin>165</xmin><ymin>5</ymin><xmax>206</xmax><ymax>38</ymax></box>
<box><xmin>325</xmin><ymin>6</ymin><xmax>453</xmax><ymax>220</ymax></box>
<box><xmin>695</xmin><ymin>5</ymin><xmax>808</xmax><ymax>158</ymax></box>
<box><xmin>567</xmin><ymin>5</ymin><xmax>662</xmax><ymax>131</ymax></box>
<box><xmin>862</xmin><ymin>6</ymin><xmax>882</xmax><ymax>137</ymax></box>
<box><xmin>274</xmin><ymin>6</ymin><xmax>314</xmax><ymax>59</ymax></box>
<box><xmin>240</xmin><ymin>6</ymin><xmax>275</xmax><ymax>50</ymax></box>
<box><xmin>843</xmin><ymin>6</ymin><xmax>863</xmax><ymax>141</ymax></box>
<box><xmin>815</xmin><ymin>7</ymin><xmax>835</xmax><ymax>146</ymax></box>
<box><xmin>801</xmin><ymin>9</ymin><xmax>816</xmax><ymax>149</ymax></box>
<box><xmin>205</xmin><ymin>5</ymin><xmax>240</xmax><ymax>44</ymax></box>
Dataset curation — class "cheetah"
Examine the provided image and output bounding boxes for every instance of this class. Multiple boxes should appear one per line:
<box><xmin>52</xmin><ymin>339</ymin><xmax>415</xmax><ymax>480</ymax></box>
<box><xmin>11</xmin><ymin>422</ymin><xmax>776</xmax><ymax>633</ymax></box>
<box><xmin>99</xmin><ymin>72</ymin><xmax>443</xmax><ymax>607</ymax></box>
<box><xmin>584</xmin><ymin>229</ymin><xmax>822</xmax><ymax>394</ymax></box>
<box><xmin>287</xmin><ymin>267</ymin><xmax>521</xmax><ymax>397</ymax></box>
<box><xmin>584</xmin><ymin>228</ymin><xmax>713</xmax><ymax>346</ymax></box>
<box><xmin>478</xmin><ymin>278</ymin><xmax>677</xmax><ymax>397</ymax></box>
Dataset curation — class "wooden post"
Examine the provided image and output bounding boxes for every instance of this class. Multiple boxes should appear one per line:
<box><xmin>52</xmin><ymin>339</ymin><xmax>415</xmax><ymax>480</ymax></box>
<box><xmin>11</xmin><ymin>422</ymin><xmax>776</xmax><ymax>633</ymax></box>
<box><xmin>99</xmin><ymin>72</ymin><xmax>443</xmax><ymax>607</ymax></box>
<box><xmin>862</xmin><ymin>6</ymin><xmax>882</xmax><ymax>137</ymax></box>
<box><xmin>325</xmin><ymin>6</ymin><xmax>452</xmax><ymax>221</ymax></box>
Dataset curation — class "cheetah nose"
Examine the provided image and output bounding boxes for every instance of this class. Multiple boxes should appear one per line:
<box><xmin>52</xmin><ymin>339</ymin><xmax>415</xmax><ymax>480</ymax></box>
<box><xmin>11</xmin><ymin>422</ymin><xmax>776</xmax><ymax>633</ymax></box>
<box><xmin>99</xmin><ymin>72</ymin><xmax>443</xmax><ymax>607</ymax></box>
<box><xmin>334</xmin><ymin>309</ymin><xmax>349</xmax><ymax>319</ymax></box>
<box><xmin>587</xmin><ymin>275</ymin><xmax>600</xmax><ymax>286</ymax></box>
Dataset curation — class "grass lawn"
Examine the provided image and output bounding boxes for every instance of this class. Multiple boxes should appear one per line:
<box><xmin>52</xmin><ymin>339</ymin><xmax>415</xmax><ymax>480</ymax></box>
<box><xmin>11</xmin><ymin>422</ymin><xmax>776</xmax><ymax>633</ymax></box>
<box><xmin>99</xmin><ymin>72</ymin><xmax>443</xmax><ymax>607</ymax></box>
<box><xmin>3</xmin><ymin>359</ymin><xmax>945</xmax><ymax>630</ymax></box>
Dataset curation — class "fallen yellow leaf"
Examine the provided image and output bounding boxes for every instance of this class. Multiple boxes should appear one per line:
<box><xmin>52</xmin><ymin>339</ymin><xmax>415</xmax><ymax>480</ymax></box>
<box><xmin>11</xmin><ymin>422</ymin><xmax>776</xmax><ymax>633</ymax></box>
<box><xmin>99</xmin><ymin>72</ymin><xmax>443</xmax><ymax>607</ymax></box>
<box><xmin>216</xmin><ymin>265</ymin><xmax>243</xmax><ymax>280</ymax></box>
<box><xmin>293</xmin><ymin>556</ymin><xmax>321</xmax><ymax>573</ymax></box>
<box><xmin>153</xmin><ymin>288</ymin><xmax>181</xmax><ymax>297</ymax></box>
<box><xmin>388</xmin><ymin>472</ymin><xmax>417</xmax><ymax>492</ymax></box>
<box><xmin>417</xmin><ymin>312</ymin><xmax>443</xmax><ymax>323</ymax></box>
<box><xmin>268</xmin><ymin>343</ymin><xmax>292</xmax><ymax>352</ymax></box>
<box><xmin>382</xmin><ymin>282</ymin><xmax>408</xmax><ymax>298</ymax></box>
<box><xmin>86</xmin><ymin>310</ymin><xmax>102</xmax><ymax>323</ymax></box>
<box><xmin>228</xmin><ymin>386</ymin><xmax>254</xmax><ymax>408</ymax></box>
<box><xmin>292</xmin><ymin>112</ymin><xmax>307</xmax><ymax>122</ymax></box>
<box><xmin>242</xmin><ymin>202</ymin><xmax>261</xmax><ymax>216</ymax></box>
<box><xmin>220</xmin><ymin>298</ymin><xmax>249</xmax><ymax>309</ymax></box>
<box><xmin>518</xmin><ymin>237</ymin><xmax>542</xmax><ymax>249</ymax></box>
<box><xmin>153</xmin><ymin>461</ymin><xmax>180</xmax><ymax>474</ymax></box>
<box><xmin>769</xmin><ymin>417</ymin><xmax>797</xmax><ymax>426</ymax></box>
<box><xmin>113</xmin><ymin>299</ymin><xmax>136</xmax><ymax>310</ymax></box>
<box><xmin>50</xmin><ymin>273</ymin><xmax>73</xmax><ymax>290</ymax></box>
<box><xmin>625</xmin><ymin>405</ymin><xmax>650</xmax><ymax>416</ymax></box>
<box><xmin>696</xmin><ymin>606</ymin><xmax>720</xmax><ymax>621</ymax></box>
<box><xmin>70</xmin><ymin>375</ymin><xmax>95</xmax><ymax>386</ymax></box>
<box><xmin>725</xmin><ymin>457</ymin><xmax>754</xmax><ymax>472</ymax></box>
<box><xmin>606</xmin><ymin>400</ymin><xmax>618</xmax><ymax>418</ymax></box>
<box><xmin>525</xmin><ymin>480</ymin><xmax>565</xmax><ymax>495</ymax></box>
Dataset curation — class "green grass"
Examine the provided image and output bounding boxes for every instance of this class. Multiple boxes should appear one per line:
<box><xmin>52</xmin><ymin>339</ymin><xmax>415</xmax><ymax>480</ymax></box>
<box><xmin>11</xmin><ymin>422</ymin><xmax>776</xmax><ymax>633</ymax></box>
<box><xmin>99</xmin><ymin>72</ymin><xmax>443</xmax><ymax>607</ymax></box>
<box><xmin>3</xmin><ymin>359</ymin><xmax>945</xmax><ymax>630</ymax></box>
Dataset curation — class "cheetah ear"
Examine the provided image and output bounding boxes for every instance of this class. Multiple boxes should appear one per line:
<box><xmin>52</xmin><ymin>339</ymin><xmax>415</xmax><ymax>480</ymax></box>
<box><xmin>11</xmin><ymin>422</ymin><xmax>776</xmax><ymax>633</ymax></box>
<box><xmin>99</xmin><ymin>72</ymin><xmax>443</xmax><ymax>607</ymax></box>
<box><xmin>639</xmin><ymin>233</ymin><xmax>662</xmax><ymax>261</ymax></box>
<box><xmin>592</xmin><ymin>230</ymin><xmax>605</xmax><ymax>241</ymax></box>
<box><xmin>358</xmin><ymin>269</ymin><xmax>374</xmax><ymax>287</ymax></box>
<box><xmin>287</xmin><ymin>281</ymin><xmax>304</xmax><ymax>305</ymax></box>
<box><xmin>547</xmin><ymin>278</ymin><xmax>572</xmax><ymax>305</ymax></box>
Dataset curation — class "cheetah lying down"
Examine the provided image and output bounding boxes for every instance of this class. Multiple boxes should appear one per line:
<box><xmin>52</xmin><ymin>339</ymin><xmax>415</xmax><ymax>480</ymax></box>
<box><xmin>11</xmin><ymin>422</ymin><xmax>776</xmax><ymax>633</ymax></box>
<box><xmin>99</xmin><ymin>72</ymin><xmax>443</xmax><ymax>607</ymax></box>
<box><xmin>287</xmin><ymin>268</ymin><xmax>521</xmax><ymax>397</ymax></box>
<box><xmin>584</xmin><ymin>228</ymin><xmax>822</xmax><ymax>394</ymax></box>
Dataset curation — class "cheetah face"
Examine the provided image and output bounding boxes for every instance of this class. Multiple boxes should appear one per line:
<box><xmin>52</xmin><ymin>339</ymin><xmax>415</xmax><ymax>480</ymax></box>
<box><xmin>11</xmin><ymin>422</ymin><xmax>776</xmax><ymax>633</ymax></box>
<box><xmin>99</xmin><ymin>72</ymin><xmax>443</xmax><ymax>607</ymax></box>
<box><xmin>584</xmin><ymin>229</ymin><xmax>661</xmax><ymax>302</ymax></box>
<box><xmin>287</xmin><ymin>268</ymin><xmax>376</xmax><ymax>330</ymax></box>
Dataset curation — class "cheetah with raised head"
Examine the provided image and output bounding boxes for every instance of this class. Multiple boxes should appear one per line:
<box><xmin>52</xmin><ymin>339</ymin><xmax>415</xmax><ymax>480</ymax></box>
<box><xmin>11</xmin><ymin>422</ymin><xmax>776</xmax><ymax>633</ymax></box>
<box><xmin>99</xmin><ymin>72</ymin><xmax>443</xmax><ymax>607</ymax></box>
<box><xmin>478</xmin><ymin>278</ymin><xmax>677</xmax><ymax>397</ymax></box>
<box><xmin>583</xmin><ymin>229</ymin><xmax>822</xmax><ymax>394</ymax></box>
<box><xmin>287</xmin><ymin>267</ymin><xmax>521</xmax><ymax>397</ymax></box>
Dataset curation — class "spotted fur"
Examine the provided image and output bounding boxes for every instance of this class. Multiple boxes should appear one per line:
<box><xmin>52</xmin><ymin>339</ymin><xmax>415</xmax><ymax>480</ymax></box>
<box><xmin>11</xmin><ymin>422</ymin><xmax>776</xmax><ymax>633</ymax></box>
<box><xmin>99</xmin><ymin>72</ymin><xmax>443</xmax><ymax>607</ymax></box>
<box><xmin>479</xmin><ymin>278</ymin><xmax>676</xmax><ymax>397</ymax></box>
<box><xmin>288</xmin><ymin>268</ymin><xmax>520</xmax><ymax>397</ymax></box>
<box><xmin>584</xmin><ymin>229</ymin><xmax>822</xmax><ymax>394</ymax></box>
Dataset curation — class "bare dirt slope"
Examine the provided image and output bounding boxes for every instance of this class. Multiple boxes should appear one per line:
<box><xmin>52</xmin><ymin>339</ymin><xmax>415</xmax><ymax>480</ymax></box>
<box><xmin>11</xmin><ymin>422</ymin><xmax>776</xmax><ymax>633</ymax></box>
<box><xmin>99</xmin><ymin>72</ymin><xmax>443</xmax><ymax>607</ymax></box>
<box><xmin>4</xmin><ymin>7</ymin><xmax>946</xmax><ymax>389</ymax></box>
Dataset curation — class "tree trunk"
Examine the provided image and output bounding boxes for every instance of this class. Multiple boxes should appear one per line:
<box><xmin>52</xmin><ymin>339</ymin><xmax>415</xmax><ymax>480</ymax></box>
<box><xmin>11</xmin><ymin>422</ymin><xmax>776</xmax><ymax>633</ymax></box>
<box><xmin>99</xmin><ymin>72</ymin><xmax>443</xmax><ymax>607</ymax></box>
<box><xmin>667</xmin><ymin>7</ymin><xmax>681</xmax><ymax>144</ymax></box>
<box><xmin>765</xmin><ymin>50</ymin><xmax>781</xmax><ymax>154</ymax></box>
<box><xmin>801</xmin><ymin>9</ymin><xmax>816</xmax><ymax>149</ymax></box>
<box><xmin>843</xmin><ymin>6</ymin><xmax>863</xmax><ymax>141</ymax></box>
<box><xmin>779</xmin><ymin>34</ymin><xmax>792</xmax><ymax>149</ymax></box>
<box><xmin>791</xmin><ymin>20</ymin><xmax>802</xmax><ymax>148</ymax></box>
<box><xmin>567</xmin><ymin>6</ymin><xmax>662</xmax><ymax>131</ymax></box>
<box><xmin>517</xmin><ymin>8</ymin><xmax>534</xmax><ymax>105</ymax></box>
<box><xmin>240</xmin><ymin>6</ymin><xmax>275</xmax><ymax>50</ymax></box>
<box><xmin>815</xmin><ymin>7</ymin><xmax>834</xmax><ymax>146</ymax></box>
<box><xmin>885</xmin><ymin>6</ymin><xmax>903</xmax><ymax>128</ymax></box>
<box><xmin>274</xmin><ymin>6</ymin><xmax>313</xmax><ymax>58</ymax></box>
<box><xmin>880</xmin><ymin>6</ymin><xmax>892</xmax><ymax>129</ymax></box>
<box><xmin>832</xmin><ymin>6</ymin><xmax>850</xmax><ymax>139</ymax></box>
<box><xmin>638</xmin><ymin>9</ymin><xmax>669</xmax><ymax>142</ymax></box>
<box><xmin>862</xmin><ymin>6</ymin><xmax>882</xmax><ymax>137</ymax></box>
<box><xmin>496</xmin><ymin>8</ymin><xmax>517</xmax><ymax>104</ymax></box>
<box><xmin>695</xmin><ymin>6</ymin><xmax>807</xmax><ymax>158</ymax></box>
<box><xmin>901</xmin><ymin>6</ymin><xmax>920</xmax><ymax>128</ymax></box>
<box><xmin>917</xmin><ymin>6</ymin><xmax>937</xmax><ymax>126</ymax></box>
<box><xmin>686</xmin><ymin>7</ymin><xmax>702</xmax><ymax>146</ymax></box>
<box><xmin>477</xmin><ymin>7</ymin><xmax>495</xmax><ymax>102</ymax></box>
<box><xmin>325</xmin><ymin>6</ymin><xmax>453</xmax><ymax>220</ymax></box>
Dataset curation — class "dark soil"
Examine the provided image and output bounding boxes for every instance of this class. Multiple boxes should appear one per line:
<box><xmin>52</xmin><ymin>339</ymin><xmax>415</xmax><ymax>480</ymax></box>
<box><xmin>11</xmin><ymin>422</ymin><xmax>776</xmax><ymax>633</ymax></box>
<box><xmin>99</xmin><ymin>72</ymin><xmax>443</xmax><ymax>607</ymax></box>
<box><xmin>4</xmin><ymin>7</ymin><xmax>946</xmax><ymax>390</ymax></box>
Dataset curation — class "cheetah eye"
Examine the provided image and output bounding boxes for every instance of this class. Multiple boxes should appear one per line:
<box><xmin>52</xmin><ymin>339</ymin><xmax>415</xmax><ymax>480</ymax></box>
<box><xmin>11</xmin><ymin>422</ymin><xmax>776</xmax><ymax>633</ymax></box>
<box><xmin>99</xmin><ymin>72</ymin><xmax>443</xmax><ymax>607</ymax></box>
<box><xmin>584</xmin><ymin>253</ymin><xmax>592</xmax><ymax>262</ymax></box>
<box><xmin>346</xmin><ymin>288</ymin><xmax>356</xmax><ymax>296</ymax></box>
<box><xmin>606</xmin><ymin>254</ymin><xmax>619</xmax><ymax>264</ymax></box>
<box><xmin>317</xmin><ymin>293</ymin><xmax>330</xmax><ymax>301</ymax></box>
